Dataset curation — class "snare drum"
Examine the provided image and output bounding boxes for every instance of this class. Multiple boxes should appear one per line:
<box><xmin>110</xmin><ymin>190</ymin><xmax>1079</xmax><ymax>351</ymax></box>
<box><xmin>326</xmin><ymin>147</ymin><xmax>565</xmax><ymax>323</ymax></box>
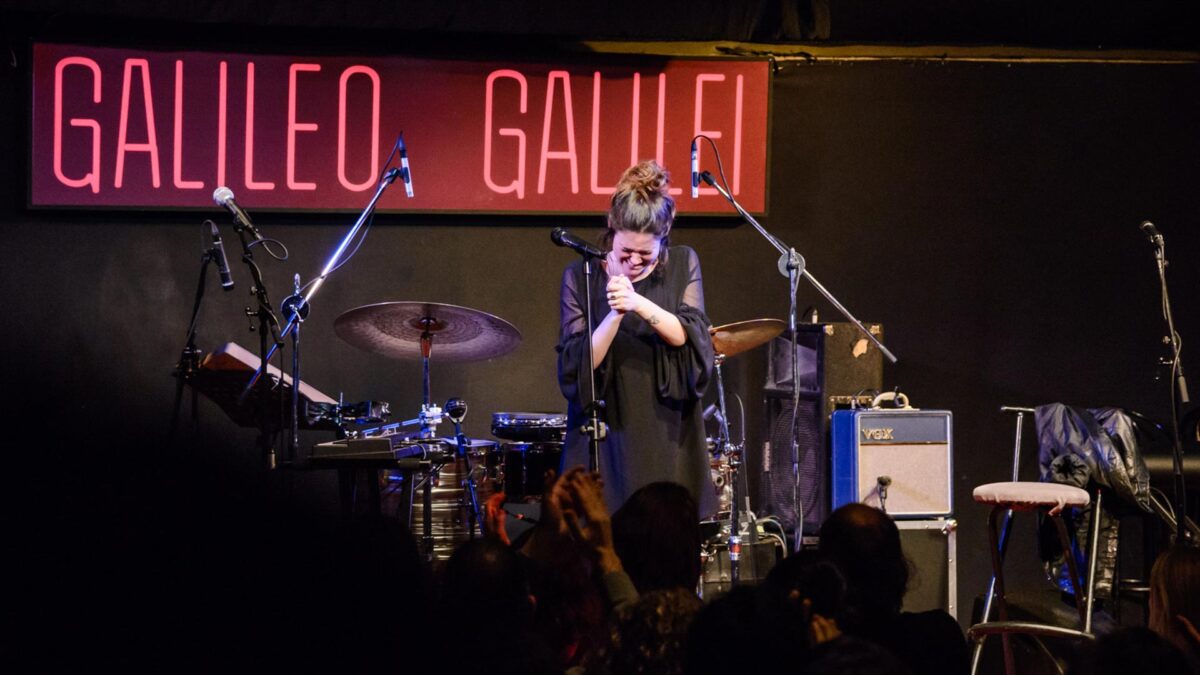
<box><xmin>500</xmin><ymin>442</ymin><xmax>564</xmax><ymax>500</ymax></box>
<box><xmin>491</xmin><ymin>412</ymin><xmax>568</xmax><ymax>443</ymax></box>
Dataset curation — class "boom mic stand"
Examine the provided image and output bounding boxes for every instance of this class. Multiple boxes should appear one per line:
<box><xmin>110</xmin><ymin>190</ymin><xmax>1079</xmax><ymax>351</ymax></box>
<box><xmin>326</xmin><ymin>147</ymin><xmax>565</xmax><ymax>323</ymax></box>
<box><xmin>231</xmin><ymin>216</ymin><xmax>284</xmax><ymax>469</ymax></box>
<box><xmin>237</xmin><ymin>166</ymin><xmax>402</xmax><ymax>413</ymax></box>
<box><xmin>169</xmin><ymin>227</ymin><xmax>224</xmax><ymax>447</ymax></box>
<box><xmin>1145</xmin><ymin>224</ymin><xmax>1192</xmax><ymax>544</ymax></box>
<box><xmin>699</xmin><ymin>170</ymin><xmax>897</xmax><ymax>545</ymax></box>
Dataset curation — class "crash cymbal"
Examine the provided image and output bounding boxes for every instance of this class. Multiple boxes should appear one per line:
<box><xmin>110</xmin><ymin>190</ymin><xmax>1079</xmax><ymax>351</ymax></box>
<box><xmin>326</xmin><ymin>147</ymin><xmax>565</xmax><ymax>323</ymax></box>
<box><xmin>334</xmin><ymin>301</ymin><xmax>521</xmax><ymax>362</ymax></box>
<box><xmin>709</xmin><ymin>318</ymin><xmax>785</xmax><ymax>358</ymax></box>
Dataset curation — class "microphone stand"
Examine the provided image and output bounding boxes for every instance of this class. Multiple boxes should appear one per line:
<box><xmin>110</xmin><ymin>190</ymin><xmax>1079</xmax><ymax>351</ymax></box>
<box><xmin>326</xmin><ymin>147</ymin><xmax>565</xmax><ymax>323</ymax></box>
<box><xmin>232</xmin><ymin>220</ymin><xmax>284</xmax><ymax>469</ymax></box>
<box><xmin>237</xmin><ymin>168</ymin><xmax>401</xmax><ymax>408</ymax></box>
<box><xmin>700</xmin><ymin>171</ymin><xmax>897</xmax><ymax>542</ymax></box>
<box><xmin>169</xmin><ymin>233</ymin><xmax>219</xmax><ymax>447</ymax></box>
<box><xmin>1149</xmin><ymin>232</ymin><xmax>1192</xmax><ymax>544</ymax></box>
<box><xmin>580</xmin><ymin>252</ymin><xmax>608</xmax><ymax>473</ymax></box>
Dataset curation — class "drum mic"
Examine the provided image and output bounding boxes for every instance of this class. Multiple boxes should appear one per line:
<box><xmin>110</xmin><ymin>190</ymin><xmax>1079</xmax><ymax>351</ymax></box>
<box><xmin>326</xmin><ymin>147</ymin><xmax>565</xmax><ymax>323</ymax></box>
<box><xmin>208</xmin><ymin>221</ymin><xmax>235</xmax><ymax>291</ymax></box>
<box><xmin>446</xmin><ymin>397</ymin><xmax>468</xmax><ymax>424</ymax></box>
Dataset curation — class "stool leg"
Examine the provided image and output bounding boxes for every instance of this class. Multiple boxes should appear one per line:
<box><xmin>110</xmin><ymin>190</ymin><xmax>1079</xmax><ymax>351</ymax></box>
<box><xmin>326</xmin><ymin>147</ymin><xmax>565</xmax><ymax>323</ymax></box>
<box><xmin>1083</xmin><ymin>490</ymin><xmax>1103</xmax><ymax>634</ymax></box>
<box><xmin>987</xmin><ymin>505</ymin><xmax>1016</xmax><ymax>675</ymax></box>
<box><xmin>1051</xmin><ymin>513</ymin><xmax>1086</xmax><ymax>627</ymax></box>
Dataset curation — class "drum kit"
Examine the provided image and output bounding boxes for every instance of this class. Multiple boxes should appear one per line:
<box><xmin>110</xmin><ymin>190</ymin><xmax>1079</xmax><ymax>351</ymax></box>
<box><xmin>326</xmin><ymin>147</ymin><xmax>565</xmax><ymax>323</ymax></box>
<box><xmin>324</xmin><ymin>298</ymin><xmax>786</xmax><ymax>564</ymax></box>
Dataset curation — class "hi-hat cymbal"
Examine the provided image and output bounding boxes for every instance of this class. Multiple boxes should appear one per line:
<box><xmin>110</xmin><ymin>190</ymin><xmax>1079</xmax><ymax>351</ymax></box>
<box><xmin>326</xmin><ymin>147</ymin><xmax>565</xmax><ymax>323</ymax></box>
<box><xmin>709</xmin><ymin>318</ymin><xmax>785</xmax><ymax>358</ymax></box>
<box><xmin>334</xmin><ymin>301</ymin><xmax>521</xmax><ymax>362</ymax></box>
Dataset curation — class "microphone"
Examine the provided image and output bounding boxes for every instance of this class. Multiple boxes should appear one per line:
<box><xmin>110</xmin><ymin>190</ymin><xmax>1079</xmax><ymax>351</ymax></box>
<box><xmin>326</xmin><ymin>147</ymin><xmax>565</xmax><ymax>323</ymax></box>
<box><xmin>690</xmin><ymin>139</ymin><xmax>699</xmax><ymax>199</ymax></box>
<box><xmin>212</xmin><ymin>187</ymin><xmax>262</xmax><ymax>240</ymax></box>
<box><xmin>209</xmin><ymin>221</ymin><xmax>234</xmax><ymax>291</ymax></box>
<box><xmin>446</xmin><ymin>397</ymin><xmax>468</xmax><ymax>424</ymax></box>
<box><xmin>398</xmin><ymin>133</ymin><xmax>414</xmax><ymax>198</ymax></box>
<box><xmin>551</xmin><ymin>227</ymin><xmax>605</xmax><ymax>258</ymax></box>
<box><xmin>1140</xmin><ymin>220</ymin><xmax>1163</xmax><ymax>244</ymax></box>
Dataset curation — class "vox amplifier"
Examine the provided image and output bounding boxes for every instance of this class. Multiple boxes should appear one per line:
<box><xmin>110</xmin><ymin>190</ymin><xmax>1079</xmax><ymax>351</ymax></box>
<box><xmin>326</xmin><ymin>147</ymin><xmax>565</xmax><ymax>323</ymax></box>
<box><xmin>831</xmin><ymin>409</ymin><xmax>953</xmax><ymax>518</ymax></box>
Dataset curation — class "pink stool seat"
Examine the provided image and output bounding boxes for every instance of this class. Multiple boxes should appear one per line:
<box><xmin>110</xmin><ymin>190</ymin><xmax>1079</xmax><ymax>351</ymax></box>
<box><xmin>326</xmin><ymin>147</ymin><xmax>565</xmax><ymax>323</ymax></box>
<box><xmin>972</xmin><ymin>481</ymin><xmax>1090</xmax><ymax>515</ymax></box>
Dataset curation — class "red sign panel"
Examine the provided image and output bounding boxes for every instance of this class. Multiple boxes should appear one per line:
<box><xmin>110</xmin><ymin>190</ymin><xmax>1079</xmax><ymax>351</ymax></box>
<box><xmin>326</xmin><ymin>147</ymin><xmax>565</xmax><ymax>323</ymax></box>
<box><xmin>31</xmin><ymin>43</ymin><xmax>770</xmax><ymax>214</ymax></box>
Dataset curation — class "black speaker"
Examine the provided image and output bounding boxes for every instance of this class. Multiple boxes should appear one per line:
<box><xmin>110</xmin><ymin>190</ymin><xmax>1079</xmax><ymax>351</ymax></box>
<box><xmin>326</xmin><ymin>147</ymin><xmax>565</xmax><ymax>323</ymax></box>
<box><xmin>757</xmin><ymin>323</ymin><xmax>883</xmax><ymax>535</ymax></box>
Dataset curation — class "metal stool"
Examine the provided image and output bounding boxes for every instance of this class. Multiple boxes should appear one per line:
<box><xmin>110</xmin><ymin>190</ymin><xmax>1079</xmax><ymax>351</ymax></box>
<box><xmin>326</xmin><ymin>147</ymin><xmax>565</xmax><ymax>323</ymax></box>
<box><xmin>967</xmin><ymin>407</ymin><xmax>1103</xmax><ymax>675</ymax></box>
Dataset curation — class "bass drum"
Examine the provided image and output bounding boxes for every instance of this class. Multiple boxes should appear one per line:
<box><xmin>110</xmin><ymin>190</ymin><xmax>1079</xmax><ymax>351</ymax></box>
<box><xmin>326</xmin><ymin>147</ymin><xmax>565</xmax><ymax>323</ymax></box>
<box><xmin>491</xmin><ymin>411</ymin><xmax>567</xmax><ymax>443</ymax></box>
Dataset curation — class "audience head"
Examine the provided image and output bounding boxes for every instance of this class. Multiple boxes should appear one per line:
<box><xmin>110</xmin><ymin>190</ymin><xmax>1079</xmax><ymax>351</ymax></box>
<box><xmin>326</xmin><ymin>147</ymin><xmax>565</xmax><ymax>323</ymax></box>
<box><xmin>601</xmin><ymin>588</ymin><xmax>702</xmax><ymax>675</ymax></box>
<box><xmin>612</xmin><ymin>481</ymin><xmax>702</xmax><ymax>593</ymax></box>
<box><xmin>1149</xmin><ymin>544</ymin><xmax>1200</xmax><ymax>662</ymax></box>
<box><xmin>763</xmin><ymin>548</ymin><xmax>848</xmax><ymax>624</ymax></box>
<box><xmin>818</xmin><ymin>503</ymin><xmax>909</xmax><ymax>620</ymax></box>
<box><xmin>443</xmin><ymin>538</ymin><xmax>535</xmax><ymax>623</ymax></box>
<box><xmin>1069</xmin><ymin>627</ymin><xmax>1192</xmax><ymax>675</ymax></box>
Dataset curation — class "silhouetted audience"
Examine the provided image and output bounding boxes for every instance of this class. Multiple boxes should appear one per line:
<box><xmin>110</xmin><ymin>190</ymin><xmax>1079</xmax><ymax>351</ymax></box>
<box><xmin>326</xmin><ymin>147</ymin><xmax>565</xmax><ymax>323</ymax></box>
<box><xmin>595</xmin><ymin>587</ymin><xmax>701</xmax><ymax>675</ymax></box>
<box><xmin>1068</xmin><ymin>627</ymin><xmax>1192</xmax><ymax>675</ymax></box>
<box><xmin>1149</xmin><ymin>544</ymin><xmax>1200</xmax><ymax>669</ymax></box>
<box><xmin>438</xmin><ymin>538</ymin><xmax>557</xmax><ymax>674</ymax></box>
<box><xmin>819</xmin><ymin>503</ymin><xmax>969</xmax><ymax>675</ymax></box>
<box><xmin>611</xmin><ymin>481</ymin><xmax>703</xmax><ymax>594</ymax></box>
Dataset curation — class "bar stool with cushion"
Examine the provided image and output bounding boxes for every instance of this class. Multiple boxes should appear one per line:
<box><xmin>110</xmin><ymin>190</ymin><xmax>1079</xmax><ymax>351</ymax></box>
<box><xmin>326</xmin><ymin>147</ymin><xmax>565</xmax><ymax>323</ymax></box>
<box><xmin>968</xmin><ymin>479</ymin><xmax>1102</xmax><ymax>675</ymax></box>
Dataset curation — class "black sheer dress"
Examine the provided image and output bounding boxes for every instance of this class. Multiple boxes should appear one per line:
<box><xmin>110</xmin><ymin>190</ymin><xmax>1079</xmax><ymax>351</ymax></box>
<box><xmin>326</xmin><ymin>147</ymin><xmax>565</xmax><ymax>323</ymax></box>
<box><xmin>556</xmin><ymin>245</ymin><xmax>716</xmax><ymax>515</ymax></box>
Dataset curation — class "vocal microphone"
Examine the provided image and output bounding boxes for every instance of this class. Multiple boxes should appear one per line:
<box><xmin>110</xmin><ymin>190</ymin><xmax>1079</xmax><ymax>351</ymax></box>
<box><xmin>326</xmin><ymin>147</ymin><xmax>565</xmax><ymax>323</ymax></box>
<box><xmin>551</xmin><ymin>227</ymin><xmax>605</xmax><ymax>258</ymax></box>
<box><xmin>690</xmin><ymin>139</ymin><xmax>699</xmax><ymax>199</ymax></box>
<box><xmin>209</xmin><ymin>221</ymin><xmax>235</xmax><ymax>291</ymax></box>
<box><xmin>398</xmin><ymin>133</ymin><xmax>414</xmax><ymax>198</ymax></box>
<box><xmin>212</xmin><ymin>187</ymin><xmax>262</xmax><ymax>240</ymax></box>
<box><xmin>1140</xmin><ymin>220</ymin><xmax>1162</xmax><ymax>244</ymax></box>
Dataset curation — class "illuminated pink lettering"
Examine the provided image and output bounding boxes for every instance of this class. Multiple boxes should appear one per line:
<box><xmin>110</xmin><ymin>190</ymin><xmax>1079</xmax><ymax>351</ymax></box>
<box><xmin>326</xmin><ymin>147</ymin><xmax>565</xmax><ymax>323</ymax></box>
<box><xmin>538</xmin><ymin>71</ymin><xmax>579</xmax><ymax>194</ymax></box>
<box><xmin>172</xmin><ymin>60</ymin><xmax>203</xmax><ymax>190</ymax></box>
<box><xmin>53</xmin><ymin>56</ymin><xmax>101</xmax><ymax>194</ymax></box>
<box><xmin>244</xmin><ymin>62</ymin><xmax>275</xmax><ymax>190</ymax></box>
<box><xmin>217</xmin><ymin>61</ymin><xmax>227</xmax><ymax>189</ymax></box>
<box><xmin>659</xmin><ymin>74</ymin><xmax>679</xmax><ymax>194</ymax></box>
<box><xmin>588</xmin><ymin>72</ymin><xmax>614</xmax><ymax>196</ymax></box>
<box><xmin>337</xmin><ymin>66</ymin><xmax>381</xmax><ymax>192</ymax></box>
<box><xmin>287</xmin><ymin>63</ymin><xmax>321</xmax><ymax>190</ymax></box>
<box><xmin>733</xmin><ymin>74</ymin><xmax>743</xmax><ymax>194</ymax></box>
<box><xmin>484</xmin><ymin>69</ymin><xmax>527</xmax><ymax>199</ymax></box>
<box><xmin>692</xmin><ymin>73</ymin><xmax>727</xmax><ymax>197</ymax></box>
<box><xmin>630</xmin><ymin>73</ymin><xmax>641</xmax><ymax>166</ymax></box>
<box><xmin>114</xmin><ymin>58</ymin><xmax>162</xmax><ymax>189</ymax></box>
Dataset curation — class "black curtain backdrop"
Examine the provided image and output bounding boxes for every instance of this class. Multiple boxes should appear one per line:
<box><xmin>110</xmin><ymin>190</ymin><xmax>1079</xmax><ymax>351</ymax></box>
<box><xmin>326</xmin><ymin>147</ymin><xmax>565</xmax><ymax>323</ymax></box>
<box><xmin>3</xmin><ymin>11</ymin><xmax>1198</xmax><ymax>655</ymax></box>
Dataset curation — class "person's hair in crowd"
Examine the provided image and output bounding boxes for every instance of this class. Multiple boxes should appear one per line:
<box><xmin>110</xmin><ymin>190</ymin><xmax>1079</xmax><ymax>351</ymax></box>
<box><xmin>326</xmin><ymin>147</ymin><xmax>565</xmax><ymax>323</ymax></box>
<box><xmin>818</xmin><ymin>503</ymin><xmax>910</xmax><ymax>622</ymax></box>
<box><xmin>1068</xmin><ymin>627</ymin><xmax>1192</xmax><ymax>675</ymax></box>
<box><xmin>602</xmin><ymin>160</ymin><xmax>675</xmax><ymax>267</ymax></box>
<box><xmin>596</xmin><ymin>587</ymin><xmax>702</xmax><ymax>675</ymax></box>
<box><xmin>611</xmin><ymin>481</ymin><xmax>702</xmax><ymax>593</ymax></box>
<box><xmin>1149</xmin><ymin>544</ymin><xmax>1200</xmax><ymax>666</ymax></box>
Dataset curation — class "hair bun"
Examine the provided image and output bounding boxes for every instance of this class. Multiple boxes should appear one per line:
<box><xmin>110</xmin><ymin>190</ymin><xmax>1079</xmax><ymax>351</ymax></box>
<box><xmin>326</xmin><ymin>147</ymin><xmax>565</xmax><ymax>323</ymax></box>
<box><xmin>616</xmin><ymin>160</ymin><xmax>670</xmax><ymax>201</ymax></box>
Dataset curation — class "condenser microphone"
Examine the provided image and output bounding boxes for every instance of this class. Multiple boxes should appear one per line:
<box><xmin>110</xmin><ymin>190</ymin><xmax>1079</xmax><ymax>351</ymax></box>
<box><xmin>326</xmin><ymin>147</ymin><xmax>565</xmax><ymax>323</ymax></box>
<box><xmin>1140</xmin><ymin>220</ymin><xmax>1162</xmax><ymax>244</ymax></box>
<box><xmin>551</xmin><ymin>227</ymin><xmax>605</xmax><ymax>258</ymax></box>
<box><xmin>690</xmin><ymin>139</ymin><xmax>699</xmax><ymax>199</ymax></box>
<box><xmin>212</xmin><ymin>187</ymin><xmax>262</xmax><ymax>240</ymax></box>
<box><xmin>398</xmin><ymin>133</ymin><xmax>414</xmax><ymax>198</ymax></box>
<box><xmin>209</xmin><ymin>221</ymin><xmax>234</xmax><ymax>291</ymax></box>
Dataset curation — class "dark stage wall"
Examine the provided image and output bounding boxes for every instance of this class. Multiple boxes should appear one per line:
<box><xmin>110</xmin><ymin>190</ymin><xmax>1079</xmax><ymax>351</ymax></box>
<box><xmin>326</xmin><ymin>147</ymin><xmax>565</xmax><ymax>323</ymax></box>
<box><xmin>4</xmin><ymin>42</ymin><xmax>1198</xmax><ymax>633</ymax></box>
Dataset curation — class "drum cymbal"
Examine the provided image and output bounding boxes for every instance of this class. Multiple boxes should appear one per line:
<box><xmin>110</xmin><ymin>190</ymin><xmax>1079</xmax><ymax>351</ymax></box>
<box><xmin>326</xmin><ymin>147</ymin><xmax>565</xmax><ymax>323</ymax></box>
<box><xmin>334</xmin><ymin>301</ymin><xmax>521</xmax><ymax>362</ymax></box>
<box><xmin>709</xmin><ymin>318</ymin><xmax>785</xmax><ymax>358</ymax></box>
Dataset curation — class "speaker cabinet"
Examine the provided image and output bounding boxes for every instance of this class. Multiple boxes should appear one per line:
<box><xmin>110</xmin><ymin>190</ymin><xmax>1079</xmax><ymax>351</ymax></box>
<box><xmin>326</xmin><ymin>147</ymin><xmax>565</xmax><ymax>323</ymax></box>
<box><xmin>897</xmin><ymin>519</ymin><xmax>958</xmax><ymax>618</ymax></box>
<box><xmin>758</xmin><ymin>323</ymin><xmax>883</xmax><ymax>535</ymax></box>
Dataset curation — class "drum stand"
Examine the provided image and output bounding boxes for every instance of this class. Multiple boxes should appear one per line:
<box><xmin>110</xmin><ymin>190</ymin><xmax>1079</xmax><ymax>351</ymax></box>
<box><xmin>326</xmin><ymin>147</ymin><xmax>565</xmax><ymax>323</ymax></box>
<box><xmin>713</xmin><ymin>353</ymin><xmax>758</xmax><ymax>585</ymax></box>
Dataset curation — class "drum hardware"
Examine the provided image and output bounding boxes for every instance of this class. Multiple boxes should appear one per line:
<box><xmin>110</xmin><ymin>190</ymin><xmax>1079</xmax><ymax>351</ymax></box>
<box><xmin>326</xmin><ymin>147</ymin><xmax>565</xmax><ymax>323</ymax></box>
<box><xmin>307</xmin><ymin>399</ymin><xmax>391</xmax><ymax>430</ymax></box>
<box><xmin>707</xmin><ymin>318</ymin><xmax>786</xmax><ymax>586</ymax></box>
<box><xmin>446</xmin><ymin>397</ymin><xmax>485</xmax><ymax>539</ymax></box>
<box><xmin>334</xmin><ymin>301</ymin><xmax>522</xmax><ymax>438</ymax></box>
